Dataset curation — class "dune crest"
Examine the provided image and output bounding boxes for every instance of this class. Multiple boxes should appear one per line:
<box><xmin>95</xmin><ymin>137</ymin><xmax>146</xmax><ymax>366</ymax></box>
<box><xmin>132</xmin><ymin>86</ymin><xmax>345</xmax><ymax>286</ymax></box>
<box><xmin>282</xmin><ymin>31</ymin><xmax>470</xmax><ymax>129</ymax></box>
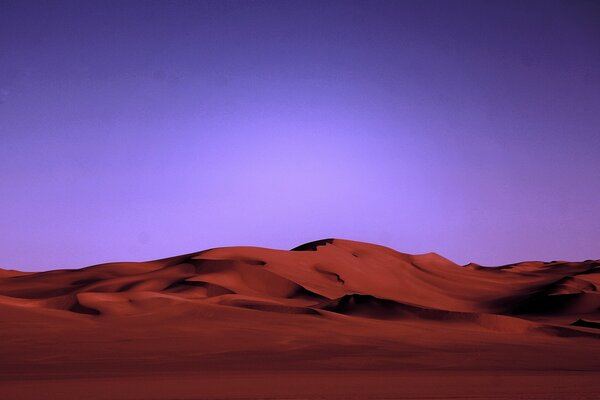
<box><xmin>2</xmin><ymin>239</ymin><xmax>599</xmax><ymax>329</ymax></box>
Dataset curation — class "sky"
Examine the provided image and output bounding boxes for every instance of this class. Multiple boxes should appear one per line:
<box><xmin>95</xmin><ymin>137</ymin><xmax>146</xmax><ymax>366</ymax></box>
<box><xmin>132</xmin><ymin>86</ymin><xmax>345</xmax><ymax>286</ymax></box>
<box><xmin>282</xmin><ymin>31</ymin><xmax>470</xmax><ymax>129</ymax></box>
<box><xmin>1</xmin><ymin>0</ymin><xmax>599</xmax><ymax>271</ymax></box>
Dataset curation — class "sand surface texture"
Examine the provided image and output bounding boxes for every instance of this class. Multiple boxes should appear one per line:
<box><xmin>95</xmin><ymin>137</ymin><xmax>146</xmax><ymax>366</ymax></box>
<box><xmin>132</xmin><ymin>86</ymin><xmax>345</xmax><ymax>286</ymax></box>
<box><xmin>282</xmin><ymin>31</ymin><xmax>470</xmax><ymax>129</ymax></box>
<box><xmin>1</xmin><ymin>239</ymin><xmax>600</xmax><ymax>399</ymax></box>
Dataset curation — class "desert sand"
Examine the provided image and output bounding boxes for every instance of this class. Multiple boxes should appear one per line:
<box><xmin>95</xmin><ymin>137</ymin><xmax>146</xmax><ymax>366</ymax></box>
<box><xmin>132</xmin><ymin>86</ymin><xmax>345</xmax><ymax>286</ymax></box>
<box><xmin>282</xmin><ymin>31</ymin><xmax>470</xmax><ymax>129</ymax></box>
<box><xmin>1</xmin><ymin>238</ymin><xmax>600</xmax><ymax>399</ymax></box>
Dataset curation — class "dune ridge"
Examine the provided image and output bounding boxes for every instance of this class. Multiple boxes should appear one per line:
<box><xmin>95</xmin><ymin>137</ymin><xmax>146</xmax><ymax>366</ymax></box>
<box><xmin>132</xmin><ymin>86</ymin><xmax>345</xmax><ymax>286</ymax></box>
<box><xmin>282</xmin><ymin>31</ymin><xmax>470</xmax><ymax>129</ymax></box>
<box><xmin>2</xmin><ymin>239</ymin><xmax>598</xmax><ymax>323</ymax></box>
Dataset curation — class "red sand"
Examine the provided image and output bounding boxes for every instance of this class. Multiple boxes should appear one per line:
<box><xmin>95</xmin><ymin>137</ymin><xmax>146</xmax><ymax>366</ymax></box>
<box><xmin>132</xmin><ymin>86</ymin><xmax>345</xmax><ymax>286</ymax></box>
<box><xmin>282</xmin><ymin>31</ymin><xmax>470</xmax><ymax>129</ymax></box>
<box><xmin>1</xmin><ymin>238</ymin><xmax>600</xmax><ymax>399</ymax></box>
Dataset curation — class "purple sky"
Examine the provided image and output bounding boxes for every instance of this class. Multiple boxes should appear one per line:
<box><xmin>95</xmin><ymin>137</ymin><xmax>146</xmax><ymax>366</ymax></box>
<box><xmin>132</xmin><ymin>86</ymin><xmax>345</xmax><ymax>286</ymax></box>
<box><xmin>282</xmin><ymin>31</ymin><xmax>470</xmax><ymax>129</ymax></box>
<box><xmin>1</xmin><ymin>0</ymin><xmax>599</xmax><ymax>271</ymax></box>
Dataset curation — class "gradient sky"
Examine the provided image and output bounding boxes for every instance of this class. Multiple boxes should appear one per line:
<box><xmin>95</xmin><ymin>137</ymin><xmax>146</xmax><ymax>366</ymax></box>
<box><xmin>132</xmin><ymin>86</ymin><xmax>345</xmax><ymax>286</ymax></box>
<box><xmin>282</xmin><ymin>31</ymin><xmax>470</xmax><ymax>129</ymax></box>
<box><xmin>1</xmin><ymin>0</ymin><xmax>599</xmax><ymax>271</ymax></box>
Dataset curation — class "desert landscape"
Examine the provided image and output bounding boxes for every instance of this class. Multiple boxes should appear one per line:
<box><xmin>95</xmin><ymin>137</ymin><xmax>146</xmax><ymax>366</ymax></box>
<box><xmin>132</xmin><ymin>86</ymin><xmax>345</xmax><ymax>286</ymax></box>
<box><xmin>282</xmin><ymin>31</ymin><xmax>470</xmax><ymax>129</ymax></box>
<box><xmin>3</xmin><ymin>0</ymin><xmax>599</xmax><ymax>398</ymax></box>
<box><xmin>1</xmin><ymin>238</ymin><xmax>600</xmax><ymax>399</ymax></box>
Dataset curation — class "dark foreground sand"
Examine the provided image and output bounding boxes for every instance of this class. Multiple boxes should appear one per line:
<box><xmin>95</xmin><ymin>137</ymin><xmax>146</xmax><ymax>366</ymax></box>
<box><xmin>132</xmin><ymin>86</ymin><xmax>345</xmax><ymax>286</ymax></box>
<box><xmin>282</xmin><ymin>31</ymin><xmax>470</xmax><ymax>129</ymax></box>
<box><xmin>1</xmin><ymin>239</ymin><xmax>600</xmax><ymax>399</ymax></box>
<box><xmin>3</xmin><ymin>372</ymin><xmax>600</xmax><ymax>400</ymax></box>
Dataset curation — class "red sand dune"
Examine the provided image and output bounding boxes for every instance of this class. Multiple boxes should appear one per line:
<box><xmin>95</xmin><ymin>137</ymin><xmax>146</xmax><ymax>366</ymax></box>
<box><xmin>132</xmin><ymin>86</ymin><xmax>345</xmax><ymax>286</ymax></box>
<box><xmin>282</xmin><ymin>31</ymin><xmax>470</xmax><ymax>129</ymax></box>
<box><xmin>1</xmin><ymin>238</ymin><xmax>600</xmax><ymax>399</ymax></box>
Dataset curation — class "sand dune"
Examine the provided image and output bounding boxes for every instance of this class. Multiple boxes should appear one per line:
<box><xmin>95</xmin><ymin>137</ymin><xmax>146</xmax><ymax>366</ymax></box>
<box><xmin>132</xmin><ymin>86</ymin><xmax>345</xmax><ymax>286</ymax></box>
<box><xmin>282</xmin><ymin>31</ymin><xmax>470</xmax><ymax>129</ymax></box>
<box><xmin>1</xmin><ymin>238</ymin><xmax>600</xmax><ymax>399</ymax></box>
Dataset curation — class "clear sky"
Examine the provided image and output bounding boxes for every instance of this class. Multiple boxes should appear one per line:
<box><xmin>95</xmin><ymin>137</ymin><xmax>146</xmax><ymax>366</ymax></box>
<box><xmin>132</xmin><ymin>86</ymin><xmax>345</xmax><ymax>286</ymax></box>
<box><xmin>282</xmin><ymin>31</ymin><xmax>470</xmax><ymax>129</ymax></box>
<box><xmin>1</xmin><ymin>0</ymin><xmax>599</xmax><ymax>271</ymax></box>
